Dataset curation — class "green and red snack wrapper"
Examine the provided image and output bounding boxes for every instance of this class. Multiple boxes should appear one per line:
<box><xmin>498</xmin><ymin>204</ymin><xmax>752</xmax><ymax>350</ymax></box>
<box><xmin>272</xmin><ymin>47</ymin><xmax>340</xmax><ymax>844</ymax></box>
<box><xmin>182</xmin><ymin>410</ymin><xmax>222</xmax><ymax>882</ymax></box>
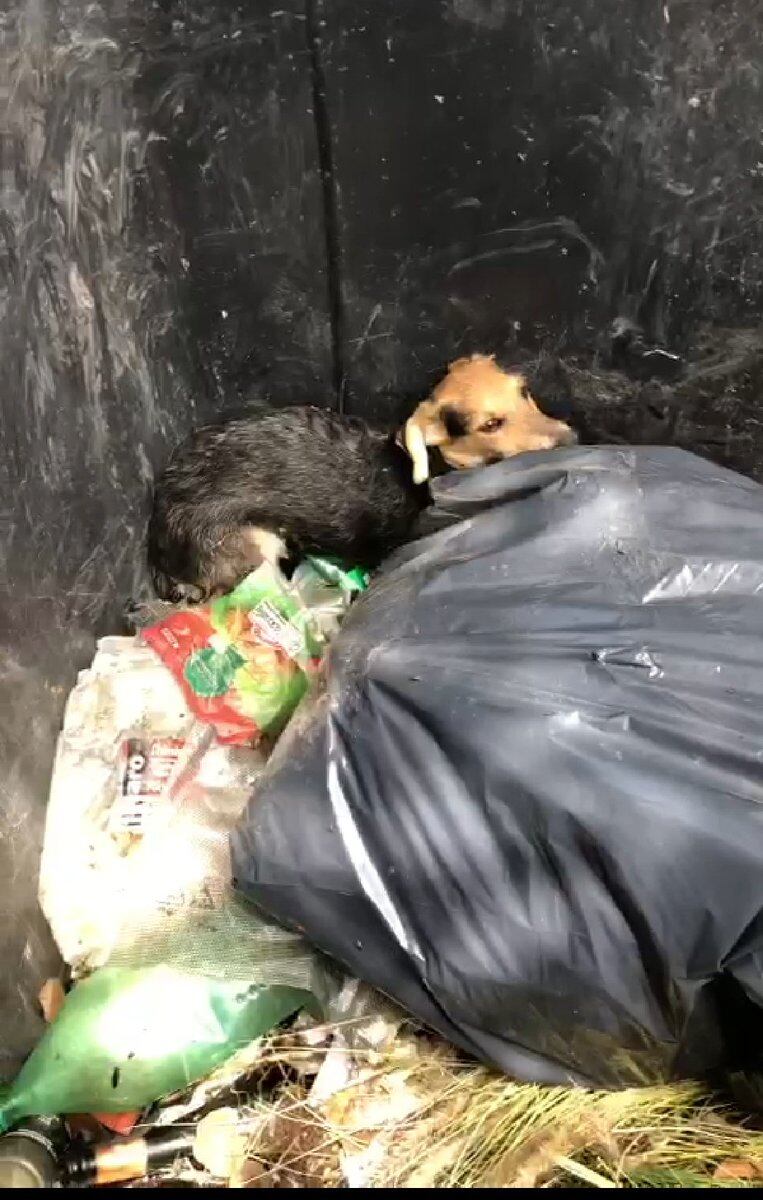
<box><xmin>142</xmin><ymin>563</ymin><xmax>328</xmax><ymax>745</ymax></box>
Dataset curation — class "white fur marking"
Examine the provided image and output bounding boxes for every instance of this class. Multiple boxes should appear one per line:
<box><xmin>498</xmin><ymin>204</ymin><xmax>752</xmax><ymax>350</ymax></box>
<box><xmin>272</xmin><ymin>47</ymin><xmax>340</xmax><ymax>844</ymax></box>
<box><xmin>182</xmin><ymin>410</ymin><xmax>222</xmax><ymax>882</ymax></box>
<box><xmin>403</xmin><ymin>419</ymin><xmax>430</xmax><ymax>485</ymax></box>
<box><xmin>244</xmin><ymin>526</ymin><xmax>288</xmax><ymax>564</ymax></box>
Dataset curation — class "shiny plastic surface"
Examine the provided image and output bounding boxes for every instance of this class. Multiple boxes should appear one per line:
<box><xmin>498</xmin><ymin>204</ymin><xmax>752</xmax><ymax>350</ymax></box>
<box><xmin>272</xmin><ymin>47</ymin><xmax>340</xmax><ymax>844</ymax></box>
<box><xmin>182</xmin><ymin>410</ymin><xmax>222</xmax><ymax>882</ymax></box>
<box><xmin>232</xmin><ymin>445</ymin><xmax>763</xmax><ymax>1086</ymax></box>
<box><xmin>0</xmin><ymin>966</ymin><xmax>309</xmax><ymax>1132</ymax></box>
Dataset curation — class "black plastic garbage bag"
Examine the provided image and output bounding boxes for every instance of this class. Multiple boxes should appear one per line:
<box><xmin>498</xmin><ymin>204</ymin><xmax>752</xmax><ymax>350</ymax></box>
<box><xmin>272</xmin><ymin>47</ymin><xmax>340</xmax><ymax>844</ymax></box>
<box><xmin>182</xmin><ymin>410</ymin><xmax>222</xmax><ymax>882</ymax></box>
<box><xmin>231</xmin><ymin>446</ymin><xmax>763</xmax><ymax>1087</ymax></box>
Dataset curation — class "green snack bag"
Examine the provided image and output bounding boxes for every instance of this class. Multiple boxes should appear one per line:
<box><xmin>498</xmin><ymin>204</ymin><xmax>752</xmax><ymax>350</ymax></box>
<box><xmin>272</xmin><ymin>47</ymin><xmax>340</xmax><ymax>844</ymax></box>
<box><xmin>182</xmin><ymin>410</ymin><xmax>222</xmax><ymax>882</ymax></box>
<box><xmin>0</xmin><ymin>967</ymin><xmax>311</xmax><ymax>1132</ymax></box>
<box><xmin>143</xmin><ymin>563</ymin><xmax>322</xmax><ymax>744</ymax></box>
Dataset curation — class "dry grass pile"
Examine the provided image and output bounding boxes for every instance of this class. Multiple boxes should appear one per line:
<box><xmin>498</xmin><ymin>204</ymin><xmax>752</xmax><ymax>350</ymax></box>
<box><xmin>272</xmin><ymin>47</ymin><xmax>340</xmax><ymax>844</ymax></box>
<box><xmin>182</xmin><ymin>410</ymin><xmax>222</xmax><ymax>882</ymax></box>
<box><xmin>218</xmin><ymin>1034</ymin><xmax>763</xmax><ymax>1189</ymax></box>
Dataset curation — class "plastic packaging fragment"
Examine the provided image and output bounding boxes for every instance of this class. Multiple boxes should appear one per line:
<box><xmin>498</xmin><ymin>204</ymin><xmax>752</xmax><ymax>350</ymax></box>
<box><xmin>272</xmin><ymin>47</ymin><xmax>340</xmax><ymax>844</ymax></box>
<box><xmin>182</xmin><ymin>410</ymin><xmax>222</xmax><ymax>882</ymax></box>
<box><xmin>38</xmin><ymin>634</ymin><xmax>316</xmax><ymax>994</ymax></box>
<box><xmin>141</xmin><ymin>559</ymin><xmax>361</xmax><ymax>746</ymax></box>
<box><xmin>0</xmin><ymin>966</ymin><xmax>312</xmax><ymax>1133</ymax></box>
<box><xmin>305</xmin><ymin>556</ymin><xmax>370</xmax><ymax>594</ymax></box>
<box><xmin>25</xmin><ymin>558</ymin><xmax>371</xmax><ymax>1143</ymax></box>
<box><xmin>142</xmin><ymin>562</ymin><xmax>321</xmax><ymax>744</ymax></box>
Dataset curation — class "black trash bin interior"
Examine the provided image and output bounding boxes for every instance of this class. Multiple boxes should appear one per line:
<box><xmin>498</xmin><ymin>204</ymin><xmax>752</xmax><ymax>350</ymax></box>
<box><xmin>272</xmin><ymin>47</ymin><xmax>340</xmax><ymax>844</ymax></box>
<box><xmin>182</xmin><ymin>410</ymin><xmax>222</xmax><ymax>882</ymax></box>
<box><xmin>1</xmin><ymin>0</ymin><xmax>761</xmax><ymax>1077</ymax></box>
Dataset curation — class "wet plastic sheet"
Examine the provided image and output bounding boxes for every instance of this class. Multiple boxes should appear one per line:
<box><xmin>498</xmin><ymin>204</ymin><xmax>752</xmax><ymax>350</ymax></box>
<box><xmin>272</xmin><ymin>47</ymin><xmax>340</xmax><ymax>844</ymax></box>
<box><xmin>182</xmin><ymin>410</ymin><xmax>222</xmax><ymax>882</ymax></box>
<box><xmin>232</xmin><ymin>446</ymin><xmax>763</xmax><ymax>1087</ymax></box>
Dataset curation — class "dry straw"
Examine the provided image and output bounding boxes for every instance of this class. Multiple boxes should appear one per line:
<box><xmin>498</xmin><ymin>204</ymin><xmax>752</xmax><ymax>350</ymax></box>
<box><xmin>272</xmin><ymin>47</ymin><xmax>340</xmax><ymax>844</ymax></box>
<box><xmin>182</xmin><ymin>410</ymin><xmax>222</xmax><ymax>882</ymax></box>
<box><xmin>228</xmin><ymin>1036</ymin><xmax>763</xmax><ymax>1189</ymax></box>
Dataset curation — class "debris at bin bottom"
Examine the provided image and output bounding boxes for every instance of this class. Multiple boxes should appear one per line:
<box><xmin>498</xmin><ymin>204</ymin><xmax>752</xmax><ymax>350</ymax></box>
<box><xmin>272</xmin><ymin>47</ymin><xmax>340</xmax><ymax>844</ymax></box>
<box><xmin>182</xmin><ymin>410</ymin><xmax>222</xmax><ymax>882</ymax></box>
<box><xmin>33</xmin><ymin>1028</ymin><xmax>763</xmax><ymax>1190</ymax></box>
<box><xmin>18</xmin><ymin>480</ymin><xmax>763</xmax><ymax>1186</ymax></box>
<box><xmin>10</xmin><ymin>950</ymin><xmax>763</xmax><ymax>1189</ymax></box>
<box><xmin>9</xmin><ymin>555</ymin><xmax>386</xmax><ymax>1187</ymax></box>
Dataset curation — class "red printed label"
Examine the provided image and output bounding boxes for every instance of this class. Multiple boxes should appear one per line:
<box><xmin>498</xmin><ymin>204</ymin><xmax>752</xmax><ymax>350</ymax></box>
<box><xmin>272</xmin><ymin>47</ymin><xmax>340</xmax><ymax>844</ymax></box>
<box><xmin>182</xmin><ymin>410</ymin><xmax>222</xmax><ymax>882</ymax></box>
<box><xmin>109</xmin><ymin>737</ymin><xmax>185</xmax><ymax>833</ymax></box>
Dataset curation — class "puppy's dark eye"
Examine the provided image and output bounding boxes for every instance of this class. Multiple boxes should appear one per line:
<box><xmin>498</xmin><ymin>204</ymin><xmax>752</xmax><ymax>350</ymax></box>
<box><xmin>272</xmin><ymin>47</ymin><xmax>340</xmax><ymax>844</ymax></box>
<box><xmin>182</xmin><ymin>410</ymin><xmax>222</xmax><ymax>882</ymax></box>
<box><xmin>479</xmin><ymin>417</ymin><xmax>505</xmax><ymax>433</ymax></box>
<box><xmin>441</xmin><ymin>406</ymin><xmax>469</xmax><ymax>438</ymax></box>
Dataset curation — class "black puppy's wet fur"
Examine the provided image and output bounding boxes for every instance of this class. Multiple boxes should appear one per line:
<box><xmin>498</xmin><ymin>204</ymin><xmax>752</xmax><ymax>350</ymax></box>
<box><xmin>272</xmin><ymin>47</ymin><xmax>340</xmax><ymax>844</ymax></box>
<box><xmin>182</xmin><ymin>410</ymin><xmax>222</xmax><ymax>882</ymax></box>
<box><xmin>148</xmin><ymin>405</ymin><xmax>428</xmax><ymax>601</ymax></box>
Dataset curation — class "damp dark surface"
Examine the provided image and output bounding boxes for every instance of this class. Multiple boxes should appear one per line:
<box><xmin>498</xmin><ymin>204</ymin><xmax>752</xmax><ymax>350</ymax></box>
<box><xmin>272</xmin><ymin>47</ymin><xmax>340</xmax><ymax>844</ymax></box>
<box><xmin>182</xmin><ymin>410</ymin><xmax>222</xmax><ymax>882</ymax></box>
<box><xmin>1</xmin><ymin>0</ymin><xmax>761</xmax><ymax>1075</ymax></box>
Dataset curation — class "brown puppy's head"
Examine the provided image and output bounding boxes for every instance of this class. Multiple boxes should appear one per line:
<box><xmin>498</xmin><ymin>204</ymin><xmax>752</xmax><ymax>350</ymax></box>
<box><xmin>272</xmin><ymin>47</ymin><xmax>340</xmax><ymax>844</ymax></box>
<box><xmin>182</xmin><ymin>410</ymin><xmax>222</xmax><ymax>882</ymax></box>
<box><xmin>403</xmin><ymin>354</ymin><xmax>576</xmax><ymax>484</ymax></box>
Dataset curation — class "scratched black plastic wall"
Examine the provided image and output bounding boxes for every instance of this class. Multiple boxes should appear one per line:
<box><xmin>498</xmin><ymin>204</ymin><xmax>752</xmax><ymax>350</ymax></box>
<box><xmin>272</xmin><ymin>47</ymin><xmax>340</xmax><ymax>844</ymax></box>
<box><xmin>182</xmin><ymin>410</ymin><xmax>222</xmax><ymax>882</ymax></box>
<box><xmin>321</xmin><ymin>0</ymin><xmax>763</xmax><ymax>424</ymax></box>
<box><xmin>1</xmin><ymin>0</ymin><xmax>762</xmax><ymax>1074</ymax></box>
<box><xmin>0</xmin><ymin>0</ymin><xmax>330</xmax><ymax>1076</ymax></box>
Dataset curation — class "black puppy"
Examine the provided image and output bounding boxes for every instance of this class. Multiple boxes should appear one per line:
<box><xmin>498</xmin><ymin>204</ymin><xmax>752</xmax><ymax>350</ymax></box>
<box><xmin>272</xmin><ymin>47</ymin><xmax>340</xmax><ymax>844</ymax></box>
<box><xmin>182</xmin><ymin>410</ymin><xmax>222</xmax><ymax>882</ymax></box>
<box><xmin>147</xmin><ymin>406</ymin><xmax>427</xmax><ymax>601</ymax></box>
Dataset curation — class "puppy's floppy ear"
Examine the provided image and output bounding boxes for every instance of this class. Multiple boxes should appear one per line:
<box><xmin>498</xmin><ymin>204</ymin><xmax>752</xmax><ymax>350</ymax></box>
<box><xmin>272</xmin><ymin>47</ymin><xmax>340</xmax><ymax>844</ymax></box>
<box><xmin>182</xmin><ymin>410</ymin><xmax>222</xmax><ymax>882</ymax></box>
<box><xmin>403</xmin><ymin>416</ymin><xmax>431</xmax><ymax>485</ymax></box>
<box><xmin>402</xmin><ymin>399</ymin><xmax>451</xmax><ymax>484</ymax></box>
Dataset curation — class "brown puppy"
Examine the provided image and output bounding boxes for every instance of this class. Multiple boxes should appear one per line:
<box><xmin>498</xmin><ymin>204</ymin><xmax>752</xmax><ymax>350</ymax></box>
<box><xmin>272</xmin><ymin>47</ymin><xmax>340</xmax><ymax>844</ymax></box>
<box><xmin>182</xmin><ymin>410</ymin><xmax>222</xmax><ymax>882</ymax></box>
<box><xmin>403</xmin><ymin>354</ymin><xmax>576</xmax><ymax>483</ymax></box>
